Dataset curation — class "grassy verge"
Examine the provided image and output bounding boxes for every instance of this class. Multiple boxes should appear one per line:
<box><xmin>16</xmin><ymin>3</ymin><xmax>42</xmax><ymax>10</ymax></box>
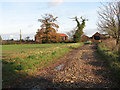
<box><xmin>2</xmin><ymin>43</ymin><xmax>83</xmax><ymax>87</ymax></box>
<box><xmin>97</xmin><ymin>43</ymin><xmax>120</xmax><ymax>82</ymax></box>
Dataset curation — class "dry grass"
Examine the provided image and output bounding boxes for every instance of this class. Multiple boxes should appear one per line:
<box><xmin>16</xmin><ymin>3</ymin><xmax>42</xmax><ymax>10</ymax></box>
<box><xmin>102</xmin><ymin>38</ymin><xmax>119</xmax><ymax>52</ymax></box>
<box><xmin>97</xmin><ymin>39</ymin><xmax>120</xmax><ymax>84</ymax></box>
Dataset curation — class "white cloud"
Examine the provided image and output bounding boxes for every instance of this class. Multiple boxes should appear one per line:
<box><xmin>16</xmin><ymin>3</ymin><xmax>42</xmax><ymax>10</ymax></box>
<box><xmin>10</xmin><ymin>35</ymin><xmax>14</xmax><ymax>38</ymax></box>
<box><xmin>84</xmin><ymin>28</ymin><xmax>99</xmax><ymax>37</ymax></box>
<box><xmin>49</xmin><ymin>0</ymin><xmax>63</xmax><ymax>5</ymax></box>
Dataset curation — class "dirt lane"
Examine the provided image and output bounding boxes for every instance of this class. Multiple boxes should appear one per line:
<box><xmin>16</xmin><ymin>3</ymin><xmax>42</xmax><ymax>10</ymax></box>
<box><xmin>11</xmin><ymin>44</ymin><xmax>119</xmax><ymax>88</ymax></box>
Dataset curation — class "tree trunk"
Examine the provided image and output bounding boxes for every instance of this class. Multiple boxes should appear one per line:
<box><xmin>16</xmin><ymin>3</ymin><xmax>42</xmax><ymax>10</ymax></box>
<box><xmin>118</xmin><ymin>1</ymin><xmax>120</xmax><ymax>59</ymax></box>
<box><xmin>116</xmin><ymin>37</ymin><xmax>119</xmax><ymax>45</ymax></box>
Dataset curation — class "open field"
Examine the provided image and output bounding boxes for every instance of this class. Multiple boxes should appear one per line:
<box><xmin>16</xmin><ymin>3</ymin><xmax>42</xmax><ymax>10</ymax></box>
<box><xmin>6</xmin><ymin>43</ymin><xmax>119</xmax><ymax>88</ymax></box>
<box><xmin>2</xmin><ymin>43</ymin><xmax>83</xmax><ymax>87</ymax></box>
<box><xmin>2</xmin><ymin>42</ymin><xmax>120</xmax><ymax>88</ymax></box>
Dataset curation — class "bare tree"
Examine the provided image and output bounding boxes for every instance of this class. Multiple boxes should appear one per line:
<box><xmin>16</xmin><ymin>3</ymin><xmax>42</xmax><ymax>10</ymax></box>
<box><xmin>97</xmin><ymin>1</ymin><xmax>119</xmax><ymax>45</ymax></box>
<box><xmin>118</xmin><ymin>1</ymin><xmax>120</xmax><ymax>56</ymax></box>
<box><xmin>66</xmin><ymin>28</ymin><xmax>76</xmax><ymax>40</ymax></box>
<box><xmin>25</xmin><ymin>36</ymin><xmax>30</xmax><ymax>41</ymax></box>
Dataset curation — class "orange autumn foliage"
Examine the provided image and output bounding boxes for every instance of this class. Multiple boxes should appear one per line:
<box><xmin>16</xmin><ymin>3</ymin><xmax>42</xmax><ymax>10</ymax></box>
<box><xmin>36</xmin><ymin>14</ymin><xmax>61</xmax><ymax>43</ymax></box>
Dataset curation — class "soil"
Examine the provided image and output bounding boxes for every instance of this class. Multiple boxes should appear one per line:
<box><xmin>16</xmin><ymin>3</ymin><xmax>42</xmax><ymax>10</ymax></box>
<box><xmin>8</xmin><ymin>44</ymin><xmax>120</xmax><ymax>88</ymax></box>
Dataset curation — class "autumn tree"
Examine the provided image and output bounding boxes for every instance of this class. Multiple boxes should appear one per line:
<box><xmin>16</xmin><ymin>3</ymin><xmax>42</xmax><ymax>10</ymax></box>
<box><xmin>71</xmin><ymin>16</ymin><xmax>87</xmax><ymax>42</ymax></box>
<box><xmin>38</xmin><ymin>14</ymin><xmax>60</xmax><ymax>43</ymax></box>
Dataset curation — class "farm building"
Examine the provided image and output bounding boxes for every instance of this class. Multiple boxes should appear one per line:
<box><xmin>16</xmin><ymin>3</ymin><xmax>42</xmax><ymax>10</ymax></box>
<box><xmin>57</xmin><ymin>33</ymin><xmax>68</xmax><ymax>41</ymax></box>
<box><xmin>91</xmin><ymin>32</ymin><xmax>111</xmax><ymax>42</ymax></box>
<box><xmin>80</xmin><ymin>35</ymin><xmax>90</xmax><ymax>42</ymax></box>
<box><xmin>35</xmin><ymin>29</ymin><xmax>68</xmax><ymax>43</ymax></box>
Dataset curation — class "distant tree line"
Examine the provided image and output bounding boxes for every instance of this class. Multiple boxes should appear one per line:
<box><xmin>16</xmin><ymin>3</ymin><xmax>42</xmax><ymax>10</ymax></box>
<box><xmin>1</xmin><ymin>36</ymin><xmax>35</xmax><ymax>45</ymax></box>
<box><xmin>2</xmin><ymin>40</ymin><xmax>35</xmax><ymax>45</ymax></box>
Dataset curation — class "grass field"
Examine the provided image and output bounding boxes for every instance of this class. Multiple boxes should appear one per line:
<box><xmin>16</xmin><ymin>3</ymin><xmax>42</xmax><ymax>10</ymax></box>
<box><xmin>97</xmin><ymin>42</ymin><xmax>120</xmax><ymax>83</ymax></box>
<box><xmin>2</xmin><ymin>43</ymin><xmax>83</xmax><ymax>87</ymax></box>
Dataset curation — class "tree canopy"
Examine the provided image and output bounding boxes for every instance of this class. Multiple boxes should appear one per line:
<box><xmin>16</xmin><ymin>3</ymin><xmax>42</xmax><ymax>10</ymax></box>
<box><xmin>37</xmin><ymin>14</ymin><xmax>60</xmax><ymax>43</ymax></box>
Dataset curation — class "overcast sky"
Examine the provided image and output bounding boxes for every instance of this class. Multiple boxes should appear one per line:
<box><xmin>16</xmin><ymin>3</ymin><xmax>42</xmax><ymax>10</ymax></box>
<box><xmin>0</xmin><ymin>0</ymin><xmax>110</xmax><ymax>40</ymax></box>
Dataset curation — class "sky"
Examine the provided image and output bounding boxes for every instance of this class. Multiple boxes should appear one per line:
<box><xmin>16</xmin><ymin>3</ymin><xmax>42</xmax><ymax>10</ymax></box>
<box><xmin>0</xmin><ymin>0</ymin><xmax>109</xmax><ymax>40</ymax></box>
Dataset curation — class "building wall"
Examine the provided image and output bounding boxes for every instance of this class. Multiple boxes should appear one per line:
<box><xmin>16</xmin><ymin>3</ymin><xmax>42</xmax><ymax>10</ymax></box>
<box><xmin>61</xmin><ymin>36</ymin><xmax>68</xmax><ymax>41</ymax></box>
<box><xmin>92</xmin><ymin>32</ymin><xmax>104</xmax><ymax>43</ymax></box>
<box><xmin>35</xmin><ymin>33</ymin><xmax>68</xmax><ymax>43</ymax></box>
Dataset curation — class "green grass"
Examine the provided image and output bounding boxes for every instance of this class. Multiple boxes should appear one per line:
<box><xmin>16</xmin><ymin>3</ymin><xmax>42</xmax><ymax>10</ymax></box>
<box><xmin>97</xmin><ymin>43</ymin><xmax>120</xmax><ymax>83</ymax></box>
<box><xmin>2</xmin><ymin>43</ymin><xmax>83</xmax><ymax>87</ymax></box>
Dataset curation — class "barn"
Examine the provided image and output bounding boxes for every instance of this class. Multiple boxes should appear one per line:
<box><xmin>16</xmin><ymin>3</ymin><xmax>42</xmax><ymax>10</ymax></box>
<box><xmin>57</xmin><ymin>33</ymin><xmax>68</xmax><ymax>41</ymax></box>
<box><xmin>91</xmin><ymin>32</ymin><xmax>109</xmax><ymax>42</ymax></box>
<box><xmin>80</xmin><ymin>35</ymin><xmax>90</xmax><ymax>42</ymax></box>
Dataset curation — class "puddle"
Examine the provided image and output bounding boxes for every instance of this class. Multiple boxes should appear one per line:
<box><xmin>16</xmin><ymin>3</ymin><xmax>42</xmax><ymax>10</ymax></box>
<box><xmin>55</xmin><ymin>64</ymin><xmax>64</xmax><ymax>71</ymax></box>
<box><xmin>81</xmin><ymin>57</ymin><xmax>88</xmax><ymax>60</ymax></box>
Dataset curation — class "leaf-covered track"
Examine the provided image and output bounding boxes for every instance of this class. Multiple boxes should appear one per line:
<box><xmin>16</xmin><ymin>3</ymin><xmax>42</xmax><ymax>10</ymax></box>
<box><xmin>10</xmin><ymin>44</ymin><xmax>119</xmax><ymax>88</ymax></box>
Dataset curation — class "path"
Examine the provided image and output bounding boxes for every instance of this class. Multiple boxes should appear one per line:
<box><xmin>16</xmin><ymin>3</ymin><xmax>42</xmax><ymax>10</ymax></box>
<box><xmin>11</xmin><ymin>44</ymin><xmax>119</xmax><ymax>88</ymax></box>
